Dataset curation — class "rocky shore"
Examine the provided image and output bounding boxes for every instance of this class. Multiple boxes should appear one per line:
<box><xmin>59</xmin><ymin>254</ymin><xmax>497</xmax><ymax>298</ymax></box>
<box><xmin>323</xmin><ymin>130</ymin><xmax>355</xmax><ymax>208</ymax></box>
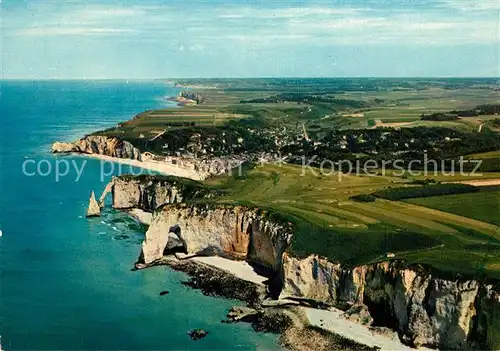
<box><xmin>98</xmin><ymin>174</ymin><xmax>500</xmax><ymax>350</ymax></box>
<box><xmin>136</xmin><ymin>255</ymin><xmax>384</xmax><ymax>351</ymax></box>
<box><xmin>142</xmin><ymin>255</ymin><xmax>266</xmax><ymax>307</ymax></box>
<box><xmin>51</xmin><ymin>135</ymin><xmax>259</xmax><ymax>180</ymax></box>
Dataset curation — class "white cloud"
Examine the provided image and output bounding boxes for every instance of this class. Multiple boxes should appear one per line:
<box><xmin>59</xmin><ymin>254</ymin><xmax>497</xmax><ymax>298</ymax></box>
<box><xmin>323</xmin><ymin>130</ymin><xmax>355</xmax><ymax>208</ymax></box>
<box><xmin>439</xmin><ymin>0</ymin><xmax>500</xmax><ymax>12</ymax></box>
<box><xmin>7</xmin><ymin>4</ymin><xmax>159</xmax><ymax>37</ymax></box>
<box><xmin>78</xmin><ymin>8</ymin><xmax>146</xmax><ymax>19</ymax></box>
<box><xmin>5</xmin><ymin>2</ymin><xmax>499</xmax><ymax>45</ymax></box>
<box><xmin>284</xmin><ymin>11</ymin><xmax>498</xmax><ymax>45</ymax></box>
<box><xmin>18</xmin><ymin>27</ymin><xmax>137</xmax><ymax>36</ymax></box>
<box><xmin>217</xmin><ymin>7</ymin><xmax>361</xmax><ymax>19</ymax></box>
<box><xmin>300</xmin><ymin>17</ymin><xmax>388</xmax><ymax>30</ymax></box>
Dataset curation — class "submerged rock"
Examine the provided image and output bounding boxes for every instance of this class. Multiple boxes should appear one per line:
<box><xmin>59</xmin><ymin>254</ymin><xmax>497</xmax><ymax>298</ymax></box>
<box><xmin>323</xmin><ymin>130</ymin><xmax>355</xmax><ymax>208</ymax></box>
<box><xmin>187</xmin><ymin>329</ymin><xmax>209</xmax><ymax>341</ymax></box>
<box><xmin>86</xmin><ymin>191</ymin><xmax>101</xmax><ymax>217</ymax></box>
<box><xmin>250</xmin><ymin>308</ymin><xmax>295</xmax><ymax>334</ymax></box>
<box><xmin>159</xmin><ymin>290</ymin><xmax>169</xmax><ymax>296</ymax></box>
<box><xmin>159</xmin><ymin>258</ymin><xmax>266</xmax><ymax>306</ymax></box>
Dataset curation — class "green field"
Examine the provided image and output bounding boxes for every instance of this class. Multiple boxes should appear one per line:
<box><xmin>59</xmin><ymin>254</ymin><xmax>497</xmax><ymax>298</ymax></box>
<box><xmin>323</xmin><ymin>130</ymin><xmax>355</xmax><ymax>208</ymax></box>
<box><xmin>100</xmin><ymin>78</ymin><xmax>499</xmax><ymax>141</ymax></box>
<box><xmin>97</xmin><ymin>78</ymin><xmax>500</xmax><ymax>279</ymax></box>
<box><xmin>335</xmin><ymin>85</ymin><xmax>499</xmax><ymax>131</ymax></box>
<box><xmin>466</xmin><ymin>151</ymin><xmax>500</xmax><ymax>160</ymax></box>
<box><xmin>204</xmin><ymin>163</ymin><xmax>500</xmax><ymax>279</ymax></box>
<box><xmin>405</xmin><ymin>186</ymin><xmax>500</xmax><ymax>227</ymax></box>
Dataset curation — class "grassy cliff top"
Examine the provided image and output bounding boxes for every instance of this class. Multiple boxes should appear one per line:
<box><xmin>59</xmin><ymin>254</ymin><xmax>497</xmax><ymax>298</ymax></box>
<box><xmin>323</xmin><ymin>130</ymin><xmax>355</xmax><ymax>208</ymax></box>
<box><xmin>96</xmin><ymin>78</ymin><xmax>500</xmax><ymax>146</ymax></box>
<box><xmin>108</xmin><ymin>78</ymin><xmax>500</xmax><ymax>279</ymax></box>
<box><xmin>204</xmin><ymin>163</ymin><xmax>500</xmax><ymax>279</ymax></box>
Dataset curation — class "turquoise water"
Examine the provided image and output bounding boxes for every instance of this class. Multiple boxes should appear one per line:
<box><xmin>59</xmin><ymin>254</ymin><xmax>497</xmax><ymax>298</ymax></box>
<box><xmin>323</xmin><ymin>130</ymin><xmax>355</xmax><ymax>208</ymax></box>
<box><xmin>0</xmin><ymin>81</ymin><xmax>279</xmax><ymax>350</ymax></box>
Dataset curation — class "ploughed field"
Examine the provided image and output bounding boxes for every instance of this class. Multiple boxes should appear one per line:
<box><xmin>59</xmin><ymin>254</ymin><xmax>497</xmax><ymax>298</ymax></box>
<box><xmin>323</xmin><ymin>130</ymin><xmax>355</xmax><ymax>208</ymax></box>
<box><xmin>204</xmin><ymin>164</ymin><xmax>500</xmax><ymax>280</ymax></box>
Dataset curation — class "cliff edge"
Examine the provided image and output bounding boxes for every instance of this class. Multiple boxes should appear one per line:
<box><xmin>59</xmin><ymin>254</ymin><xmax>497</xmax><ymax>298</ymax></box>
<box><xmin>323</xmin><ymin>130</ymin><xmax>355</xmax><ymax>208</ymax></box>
<box><xmin>99</xmin><ymin>174</ymin><xmax>219</xmax><ymax>211</ymax></box>
<box><xmin>52</xmin><ymin>135</ymin><xmax>142</xmax><ymax>160</ymax></box>
<box><xmin>139</xmin><ymin>204</ymin><xmax>500</xmax><ymax>350</ymax></box>
<box><xmin>106</xmin><ymin>175</ymin><xmax>500</xmax><ymax>350</ymax></box>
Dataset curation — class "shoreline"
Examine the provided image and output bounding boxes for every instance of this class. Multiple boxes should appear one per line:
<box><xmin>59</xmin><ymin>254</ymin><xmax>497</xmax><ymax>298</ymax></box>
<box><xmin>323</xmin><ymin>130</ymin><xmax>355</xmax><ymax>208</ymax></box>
<box><xmin>78</xmin><ymin>150</ymin><xmax>499</xmax><ymax>350</ymax></box>
<box><xmin>73</xmin><ymin>153</ymin><xmax>204</xmax><ymax>180</ymax></box>
<box><xmin>123</xmin><ymin>211</ymin><xmax>422</xmax><ymax>350</ymax></box>
<box><xmin>134</xmin><ymin>253</ymin><xmax>425</xmax><ymax>351</ymax></box>
<box><xmin>60</xmin><ymin>93</ymin><xmax>496</xmax><ymax>350</ymax></box>
<box><xmin>74</xmin><ymin>153</ymin><xmax>500</xmax><ymax>186</ymax></box>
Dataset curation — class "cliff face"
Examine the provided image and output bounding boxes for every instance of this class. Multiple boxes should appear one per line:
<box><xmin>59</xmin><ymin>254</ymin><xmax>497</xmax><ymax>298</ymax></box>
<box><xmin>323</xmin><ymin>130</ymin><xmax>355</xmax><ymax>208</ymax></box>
<box><xmin>52</xmin><ymin>135</ymin><xmax>142</xmax><ymax>160</ymax></box>
<box><xmin>138</xmin><ymin>202</ymin><xmax>500</xmax><ymax>349</ymax></box>
<box><xmin>280</xmin><ymin>254</ymin><xmax>361</xmax><ymax>305</ymax></box>
<box><xmin>108</xmin><ymin>180</ymin><xmax>499</xmax><ymax>349</ymax></box>
<box><xmin>139</xmin><ymin>204</ymin><xmax>294</xmax><ymax>273</ymax></box>
<box><xmin>99</xmin><ymin>175</ymin><xmax>218</xmax><ymax>211</ymax></box>
<box><xmin>280</xmin><ymin>255</ymin><xmax>500</xmax><ymax>349</ymax></box>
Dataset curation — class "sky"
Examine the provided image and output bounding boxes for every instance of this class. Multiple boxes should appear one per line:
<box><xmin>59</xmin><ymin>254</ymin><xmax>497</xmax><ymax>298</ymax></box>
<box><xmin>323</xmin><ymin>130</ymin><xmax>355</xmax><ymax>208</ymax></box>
<box><xmin>1</xmin><ymin>0</ymin><xmax>499</xmax><ymax>79</ymax></box>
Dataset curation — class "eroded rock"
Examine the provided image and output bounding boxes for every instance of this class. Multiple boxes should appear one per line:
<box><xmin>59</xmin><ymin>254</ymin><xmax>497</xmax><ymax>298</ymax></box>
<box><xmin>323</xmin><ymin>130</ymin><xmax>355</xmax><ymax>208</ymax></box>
<box><xmin>139</xmin><ymin>204</ymin><xmax>293</xmax><ymax>270</ymax></box>
<box><xmin>226</xmin><ymin>306</ymin><xmax>259</xmax><ymax>322</ymax></box>
<box><xmin>86</xmin><ymin>191</ymin><xmax>101</xmax><ymax>217</ymax></box>
<box><xmin>280</xmin><ymin>256</ymin><xmax>500</xmax><ymax>349</ymax></box>
<box><xmin>342</xmin><ymin>304</ymin><xmax>373</xmax><ymax>326</ymax></box>
<box><xmin>52</xmin><ymin>135</ymin><xmax>142</xmax><ymax>160</ymax></box>
<box><xmin>99</xmin><ymin>175</ymin><xmax>218</xmax><ymax>211</ymax></box>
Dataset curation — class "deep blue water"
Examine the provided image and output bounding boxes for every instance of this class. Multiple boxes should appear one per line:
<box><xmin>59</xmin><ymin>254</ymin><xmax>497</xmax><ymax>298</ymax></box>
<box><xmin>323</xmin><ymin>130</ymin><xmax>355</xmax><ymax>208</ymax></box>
<box><xmin>0</xmin><ymin>81</ymin><xmax>279</xmax><ymax>350</ymax></box>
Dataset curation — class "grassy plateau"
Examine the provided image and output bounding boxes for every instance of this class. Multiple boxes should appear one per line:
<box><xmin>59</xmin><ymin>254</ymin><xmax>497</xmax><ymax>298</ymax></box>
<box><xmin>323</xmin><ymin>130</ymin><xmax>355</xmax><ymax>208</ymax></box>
<box><xmin>97</xmin><ymin>78</ymin><xmax>500</xmax><ymax>280</ymax></box>
<box><xmin>204</xmin><ymin>163</ymin><xmax>500</xmax><ymax>279</ymax></box>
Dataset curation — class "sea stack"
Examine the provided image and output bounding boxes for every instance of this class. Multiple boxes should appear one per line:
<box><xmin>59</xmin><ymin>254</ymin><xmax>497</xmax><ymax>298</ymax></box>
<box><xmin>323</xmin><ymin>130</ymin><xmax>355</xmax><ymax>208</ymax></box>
<box><xmin>86</xmin><ymin>191</ymin><xmax>101</xmax><ymax>217</ymax></box>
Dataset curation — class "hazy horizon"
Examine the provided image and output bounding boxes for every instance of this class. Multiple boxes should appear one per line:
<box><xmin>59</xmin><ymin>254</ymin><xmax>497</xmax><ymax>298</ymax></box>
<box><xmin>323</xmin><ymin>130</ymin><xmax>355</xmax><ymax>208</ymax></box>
<box><xmin>2</xmin><ymin>77</ymin><xmax>499</xmax><ymax>81</ymax></box>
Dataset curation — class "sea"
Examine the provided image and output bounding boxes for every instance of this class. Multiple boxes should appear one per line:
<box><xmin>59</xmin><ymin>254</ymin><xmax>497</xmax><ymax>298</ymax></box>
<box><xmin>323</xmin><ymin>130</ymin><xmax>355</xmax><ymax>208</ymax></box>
<box><xmin>0</xmin><ymin>80</ymin><xmax>280</xmax><ymax>350</ymax></box>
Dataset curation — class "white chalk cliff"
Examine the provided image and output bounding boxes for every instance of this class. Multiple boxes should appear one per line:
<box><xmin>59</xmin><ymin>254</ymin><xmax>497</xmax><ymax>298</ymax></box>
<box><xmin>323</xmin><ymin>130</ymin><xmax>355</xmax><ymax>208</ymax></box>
<box><xmin>110</xmin><ymin>176</ymin><xmax>500</xmax><ymax>350</ymax></box>
<box><xmin>280</xmin><ymin>255</ymin><xmax>500</xmax><ymax>349</ymax></box>
<box><xmin>138</xmin><ymin>203</ymin><xmax>500</xmax><ymax>349</ymax></box>
<box><xmin>52</xmin><ymin>135</ymin><xmax>142</xmax><ymax>160</ymax></box>
<box><xmin>140</xmin><ymin>204</ymin><xmax>293</xmax><ymax>270</ymax></box>
<box><xmin>98</xmin><ymin>175</ymin><xmax>218</xmax><ymax>212</ymax></box>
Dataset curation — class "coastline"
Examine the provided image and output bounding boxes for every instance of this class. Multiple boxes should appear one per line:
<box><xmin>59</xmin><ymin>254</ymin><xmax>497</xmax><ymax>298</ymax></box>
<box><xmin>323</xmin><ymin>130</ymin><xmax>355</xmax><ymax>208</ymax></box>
<box><xmin>303</xmin><ymin>308</ymin><xmax>432</xmax><ymax>351</ymax></box>
<box><xmin>58</xmin><ymin>93</ymin><xmax>499</xmax><ymax>350</ymax></box>
<box><xmin>61</xmin><ymin>138</ymin><xmax>500</xmax><ymax>350</ymax></box>
<box><xmin>133</xmin><ymin>253</ymin><xmax>425</xmax><ymax>350</ymax></box>
<box><xmin>123</xmin><ymin>210</ymin><xmax>421</xmax><ymax>351</ymax></box>
<box><xmin>75</xmin><ymin>153</ymin><xmax>204</xmax><ymax>180</ymax></box>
